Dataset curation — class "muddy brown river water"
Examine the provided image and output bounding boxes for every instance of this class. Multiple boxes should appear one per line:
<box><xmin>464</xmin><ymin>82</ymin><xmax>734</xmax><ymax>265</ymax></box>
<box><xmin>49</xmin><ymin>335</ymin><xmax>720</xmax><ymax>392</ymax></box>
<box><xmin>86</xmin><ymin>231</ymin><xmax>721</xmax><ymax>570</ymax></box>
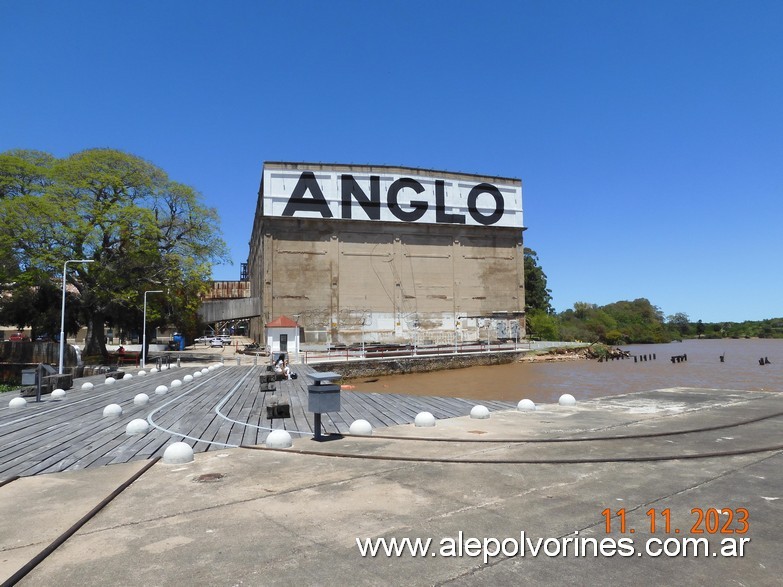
<box><xmin>349</xmin><ymin>339</ymin><xmax>783</xmax><ymax>404</ymax></box>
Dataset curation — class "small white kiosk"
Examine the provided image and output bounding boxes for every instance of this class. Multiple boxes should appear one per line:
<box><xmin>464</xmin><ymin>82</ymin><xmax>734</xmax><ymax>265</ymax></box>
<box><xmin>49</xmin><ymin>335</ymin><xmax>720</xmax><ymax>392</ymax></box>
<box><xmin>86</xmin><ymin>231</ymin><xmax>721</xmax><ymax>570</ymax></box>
<box><xmin>265</xmin><ymin>315</ymin><xmax>300</xmax><ymax>360</ymax></box>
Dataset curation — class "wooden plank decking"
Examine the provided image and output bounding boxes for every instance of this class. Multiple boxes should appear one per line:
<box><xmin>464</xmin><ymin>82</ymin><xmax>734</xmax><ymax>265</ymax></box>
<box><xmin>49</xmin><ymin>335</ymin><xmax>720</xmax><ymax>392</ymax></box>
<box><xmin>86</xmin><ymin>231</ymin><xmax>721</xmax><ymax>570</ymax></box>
<box><xmin>0</xmin><ymin>364</ymin><xmax>514</xmax><ymax>480</ymax></box>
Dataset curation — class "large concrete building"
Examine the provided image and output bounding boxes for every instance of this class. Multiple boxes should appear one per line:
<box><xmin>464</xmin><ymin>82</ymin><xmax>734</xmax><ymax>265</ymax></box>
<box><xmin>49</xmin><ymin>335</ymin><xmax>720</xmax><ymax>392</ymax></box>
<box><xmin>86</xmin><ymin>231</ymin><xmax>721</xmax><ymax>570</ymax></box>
<box><xmin>247</xmin><ymin>162</ymin><xmax>525</xmax><ymax>347</ymax></box>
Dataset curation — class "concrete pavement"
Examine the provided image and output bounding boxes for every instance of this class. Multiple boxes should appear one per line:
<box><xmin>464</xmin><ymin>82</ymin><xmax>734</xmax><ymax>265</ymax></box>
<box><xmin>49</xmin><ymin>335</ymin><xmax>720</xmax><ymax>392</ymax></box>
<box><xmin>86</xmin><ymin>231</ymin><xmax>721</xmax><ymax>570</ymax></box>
<box><xmin>1</xmin><ymin>387</ymin><xmax>781</xmax><ymax>586</ymax></box>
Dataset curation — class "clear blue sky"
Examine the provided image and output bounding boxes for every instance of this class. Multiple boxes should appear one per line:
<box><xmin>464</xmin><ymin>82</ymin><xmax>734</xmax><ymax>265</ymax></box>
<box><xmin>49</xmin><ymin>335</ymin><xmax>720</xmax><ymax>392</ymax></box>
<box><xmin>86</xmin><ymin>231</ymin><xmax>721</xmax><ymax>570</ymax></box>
<box><xmin>2</xmin><ymin>0</ymin><xmax>781</xmax><ymax>323</ymax></box>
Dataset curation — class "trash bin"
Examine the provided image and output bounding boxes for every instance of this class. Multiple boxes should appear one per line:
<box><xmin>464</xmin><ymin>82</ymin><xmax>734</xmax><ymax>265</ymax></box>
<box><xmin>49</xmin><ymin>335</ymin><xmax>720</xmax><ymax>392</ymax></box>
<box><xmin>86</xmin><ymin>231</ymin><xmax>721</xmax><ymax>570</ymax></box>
<box><xmin>307</xmin><ymin>371</ymin><xmax>342</xmax><ymax>440</ymax></box>
<box><xmin>21</xmin><ymin>369</ymin><xmax>37</xmax><ymax>386</ymax></box>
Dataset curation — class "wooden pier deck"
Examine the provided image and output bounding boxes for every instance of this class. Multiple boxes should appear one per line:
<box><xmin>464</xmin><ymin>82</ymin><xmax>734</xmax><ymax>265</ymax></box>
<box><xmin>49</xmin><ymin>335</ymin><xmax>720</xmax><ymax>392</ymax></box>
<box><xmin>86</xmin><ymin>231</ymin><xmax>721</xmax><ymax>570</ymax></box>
<box><xmin>0</xmin><ymin>364</ymin><xmax>514</xmax><ymax>480</ymax></box>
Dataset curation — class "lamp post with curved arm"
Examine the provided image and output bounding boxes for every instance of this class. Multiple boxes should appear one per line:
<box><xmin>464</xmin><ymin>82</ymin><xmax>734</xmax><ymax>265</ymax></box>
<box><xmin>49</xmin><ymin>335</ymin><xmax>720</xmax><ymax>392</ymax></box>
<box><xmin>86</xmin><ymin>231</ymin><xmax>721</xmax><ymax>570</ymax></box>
<box><xmin>142</xmin><ymin>290</ymin><xmax>164</xmax><ymax>368</ymax></box>
<box><xmin>59</xmin><ymin>259</ymin><xmax>94</xmax><ymax>374</ymax></box>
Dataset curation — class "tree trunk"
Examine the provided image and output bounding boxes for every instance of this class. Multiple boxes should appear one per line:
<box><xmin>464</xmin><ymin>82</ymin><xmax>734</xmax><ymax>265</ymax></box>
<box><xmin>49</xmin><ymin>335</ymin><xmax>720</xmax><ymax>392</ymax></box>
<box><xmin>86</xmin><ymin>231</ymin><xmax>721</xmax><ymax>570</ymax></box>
<box><xmin>83</xmin><ymin>311</ymin><xmax>108</xmax><ymax>359</ymax></box>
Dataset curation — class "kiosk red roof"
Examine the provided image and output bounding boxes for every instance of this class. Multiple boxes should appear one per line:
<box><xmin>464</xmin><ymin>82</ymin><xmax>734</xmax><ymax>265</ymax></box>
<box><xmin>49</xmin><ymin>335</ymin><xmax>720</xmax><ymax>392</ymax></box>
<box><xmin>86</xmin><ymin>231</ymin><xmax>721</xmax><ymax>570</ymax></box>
<box><xmin>265</xmin><ymin>315</ymin><xmax>298</xmax><ymax>328</ymax></box>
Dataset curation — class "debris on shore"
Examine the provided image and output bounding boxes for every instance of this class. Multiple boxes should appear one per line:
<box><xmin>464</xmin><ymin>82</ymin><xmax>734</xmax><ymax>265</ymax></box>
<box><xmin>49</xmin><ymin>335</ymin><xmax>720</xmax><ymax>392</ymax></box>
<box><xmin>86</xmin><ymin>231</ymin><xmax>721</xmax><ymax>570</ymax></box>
<box><xmin>518</xmin><ymin>344</ymin><xmax>630</xmax><ymax>363</ymax></box>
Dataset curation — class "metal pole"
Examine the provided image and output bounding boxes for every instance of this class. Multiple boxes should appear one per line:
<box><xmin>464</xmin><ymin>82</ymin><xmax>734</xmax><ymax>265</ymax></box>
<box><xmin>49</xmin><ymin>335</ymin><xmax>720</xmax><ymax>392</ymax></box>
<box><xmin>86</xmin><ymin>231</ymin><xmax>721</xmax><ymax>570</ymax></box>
<box><xmin>36</xmin><ymin>363</ymin><xmax>43</xmax><ymax>403</ymax></box>
<box><xmin>142</xmin><ymin>290</ymin><xmax>163</xmax><ymax>368</ymax></box>
<box><xmin>314</xmin><ymin>412</ymin><xmax>322</xmax><ymax>441</ymax></box>
<box><xmin>59</xmin><ymin>259</ymin><xmax>93</xmax><ymax>374</ymax></box>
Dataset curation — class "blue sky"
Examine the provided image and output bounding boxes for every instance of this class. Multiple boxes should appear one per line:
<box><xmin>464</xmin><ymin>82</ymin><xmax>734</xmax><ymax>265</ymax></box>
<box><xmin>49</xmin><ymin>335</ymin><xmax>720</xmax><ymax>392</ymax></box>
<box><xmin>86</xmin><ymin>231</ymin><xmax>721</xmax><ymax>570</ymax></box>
<box><xmin>2</xmin><ymin>0</ymin><xmax>781</xmax><ymax>323</ymax></box>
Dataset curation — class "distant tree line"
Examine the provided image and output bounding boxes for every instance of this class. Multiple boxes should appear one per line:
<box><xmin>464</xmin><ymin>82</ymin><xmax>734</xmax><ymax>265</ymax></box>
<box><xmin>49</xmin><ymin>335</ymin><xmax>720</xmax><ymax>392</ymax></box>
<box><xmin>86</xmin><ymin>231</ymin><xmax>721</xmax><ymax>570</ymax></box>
<box><xmin>523</xmin><ymin>250</ymin><xmax>782</xmax><ymax>344</ymax></box>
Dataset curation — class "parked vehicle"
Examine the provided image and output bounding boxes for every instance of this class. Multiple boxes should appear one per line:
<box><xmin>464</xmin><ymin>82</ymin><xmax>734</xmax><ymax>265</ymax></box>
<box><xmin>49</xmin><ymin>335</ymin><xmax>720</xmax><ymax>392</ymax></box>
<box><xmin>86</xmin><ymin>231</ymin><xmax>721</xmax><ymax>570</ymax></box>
<box><xmin>209</xmin><ymin>338</ymin><xmax>224</xmax><ymax>348</ymax></box>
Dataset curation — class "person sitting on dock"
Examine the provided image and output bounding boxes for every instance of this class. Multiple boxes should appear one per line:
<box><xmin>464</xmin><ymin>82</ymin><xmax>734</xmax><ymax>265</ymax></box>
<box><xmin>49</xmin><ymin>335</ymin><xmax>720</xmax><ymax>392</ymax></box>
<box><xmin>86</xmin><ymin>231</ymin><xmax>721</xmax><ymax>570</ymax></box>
<box><xmin>274</xmin><ymin>354</ymin><xmax>289</xmax><ymax>379</ymax></box>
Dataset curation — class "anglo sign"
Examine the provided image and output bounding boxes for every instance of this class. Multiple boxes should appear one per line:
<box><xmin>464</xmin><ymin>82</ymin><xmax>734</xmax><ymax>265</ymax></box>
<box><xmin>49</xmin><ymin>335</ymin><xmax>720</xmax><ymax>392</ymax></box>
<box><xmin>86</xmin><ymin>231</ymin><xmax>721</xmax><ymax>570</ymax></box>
<box><xmin>263</xmin><ymin>167</ymin><xmax>523</xmax><ymax>228</ymax></box>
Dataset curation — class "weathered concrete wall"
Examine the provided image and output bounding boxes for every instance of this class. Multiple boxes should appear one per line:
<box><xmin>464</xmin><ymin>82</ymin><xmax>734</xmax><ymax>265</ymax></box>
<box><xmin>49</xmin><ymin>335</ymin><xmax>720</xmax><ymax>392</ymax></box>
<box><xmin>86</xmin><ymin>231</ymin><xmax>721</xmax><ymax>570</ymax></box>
<box><xmin>0</xmin><ymin>341</ymin><xmax>76</xmax><ymax>365</ymax></box>
<box><xmin>309</xmin><ymin>351</ymin><xmax>527</xmax><ymax>380</ymax></box>
<box><xmin>248</xmin><ymin>217</ymin><xmax>525</xmax><ymax>345</ymax></box>
<box><xmin>0</xmin><ymin>341</ymin><xmax>78</xmax><ymax>384</ymax></box>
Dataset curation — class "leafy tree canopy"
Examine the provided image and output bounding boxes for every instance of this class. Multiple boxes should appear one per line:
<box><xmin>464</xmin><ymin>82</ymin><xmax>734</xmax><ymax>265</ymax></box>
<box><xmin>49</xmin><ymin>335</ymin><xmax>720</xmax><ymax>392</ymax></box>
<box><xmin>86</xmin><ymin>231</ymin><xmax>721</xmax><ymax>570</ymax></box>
<box><xmin>0</xmin><ymin>148</ymin><xmax>229</xmax><ymax>357</ymax></box>
<box><xmin>524</xmin><ymin>248</ymin><xmax>553</xmax><ymax>314</ymax></box>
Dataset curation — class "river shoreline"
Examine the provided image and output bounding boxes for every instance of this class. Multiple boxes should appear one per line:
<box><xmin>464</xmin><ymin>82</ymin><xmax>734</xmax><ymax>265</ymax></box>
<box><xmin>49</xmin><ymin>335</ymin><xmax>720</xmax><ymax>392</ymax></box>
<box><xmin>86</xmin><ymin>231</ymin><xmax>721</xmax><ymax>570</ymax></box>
<box><xmin>340</xmin><ymin>338</ymin><xmax>783</xmax><ymax>403</ymax></box>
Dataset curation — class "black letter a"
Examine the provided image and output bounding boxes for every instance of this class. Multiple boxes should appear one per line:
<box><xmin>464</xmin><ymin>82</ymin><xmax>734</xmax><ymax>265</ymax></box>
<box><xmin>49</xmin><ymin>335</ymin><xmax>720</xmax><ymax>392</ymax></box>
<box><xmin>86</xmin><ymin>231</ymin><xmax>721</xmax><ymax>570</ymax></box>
<box><xmin>281</xmin><ymin>172</ymin><xmax>333</xmax><ymax>218</ymax></box>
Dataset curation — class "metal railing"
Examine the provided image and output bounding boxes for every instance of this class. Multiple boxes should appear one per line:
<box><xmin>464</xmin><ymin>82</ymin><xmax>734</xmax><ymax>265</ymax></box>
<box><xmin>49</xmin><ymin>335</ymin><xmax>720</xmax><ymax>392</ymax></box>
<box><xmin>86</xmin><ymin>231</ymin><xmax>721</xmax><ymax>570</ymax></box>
<box><xmin>301</xmin><ymin>340</ymin><xmax>537</xmax><ymax>364</ymax></box>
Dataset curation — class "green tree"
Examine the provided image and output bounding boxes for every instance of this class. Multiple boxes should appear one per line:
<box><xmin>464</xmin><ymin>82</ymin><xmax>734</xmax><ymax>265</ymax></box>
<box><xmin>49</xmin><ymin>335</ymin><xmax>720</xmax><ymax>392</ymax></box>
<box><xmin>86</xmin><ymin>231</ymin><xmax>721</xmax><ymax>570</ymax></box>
<box><xmin>667</xmin><ymin>312</ymin><xmax>690</xmax><ymax>336</ymax></box>
<box><xmin>0</xmin><ymin>148</ymin><xmax>228</xmax><ymax>358</ymax></box>
<box><xmin>524</xmin><ymin>248</ymin><xmax>553</xmax><ymax>314</ymax></box>
<box><xmin>0</xmin><ymin>279</ymin><xmax>82</xmax><ymax>340</ymax></box>
<box><xmin>0</xmin><ymin>149</ymin><xmax>54</xmax><ymax>199</ymax></box>
<box><xmin>573</xmin><ymin>301</ymin><xmax>597</xmax><ymax>320</ymax></box>
<box><xmin>556</xmin><ymin>298</ymin><xmax>670</xmax><ymax>344</ymax></box>
<box><xmin>526</xmin><ymin>309</ymin><xmax>559</xmax><ymax>340</ymax></box>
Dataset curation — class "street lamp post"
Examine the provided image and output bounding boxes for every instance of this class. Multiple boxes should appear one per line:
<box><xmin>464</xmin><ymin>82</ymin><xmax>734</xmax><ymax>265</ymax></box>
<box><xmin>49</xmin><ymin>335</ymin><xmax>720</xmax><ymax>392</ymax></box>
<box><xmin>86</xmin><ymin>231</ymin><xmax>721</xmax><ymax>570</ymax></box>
<box><xmin>142</xmin><ymin>290</ymin><xmax>164</xmax><ymax>368</ymax></box>
<box><xmin>361</xmin><ymin>317</ymin><xmax>365</xmax><ymax>358</ymax></box>
<box><xmin>59</xmin><ymin>259</ymin><xmax>94</xmax><ymax>375</ymax></box>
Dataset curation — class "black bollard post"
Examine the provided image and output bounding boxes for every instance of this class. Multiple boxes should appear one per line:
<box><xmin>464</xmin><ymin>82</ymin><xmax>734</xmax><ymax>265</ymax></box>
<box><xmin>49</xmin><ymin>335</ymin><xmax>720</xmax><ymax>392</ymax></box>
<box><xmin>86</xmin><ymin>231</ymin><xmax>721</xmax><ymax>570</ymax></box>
<box><xmin>683</xmin><ymin>354</ymin><xmax>687</xmax><ymax>361</ymax></box>
<box><xmin>35</xmin><ymin>363</ymin><xmax>43</xmax><ymax>403</ymax></box>
<box><xmin>653</xmin><ymin>353</ymin><xmax>656</xmax><ymax>360</ymax></box>
<box><xmin>634</xmin><ymin>356</ymin><xmax>637</xmax><ymax>363</ymax></box>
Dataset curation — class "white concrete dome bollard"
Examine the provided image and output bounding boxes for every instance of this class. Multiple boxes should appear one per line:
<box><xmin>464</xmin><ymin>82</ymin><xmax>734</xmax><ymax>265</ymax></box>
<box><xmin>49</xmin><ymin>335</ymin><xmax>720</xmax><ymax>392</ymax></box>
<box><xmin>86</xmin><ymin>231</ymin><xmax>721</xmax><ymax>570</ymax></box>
<box><xmin>122</xmin><ymin>373</ymin><xmax>133</xmax><ymax>380</ymax></box>
<box><xmin>517</xmin><ymin>399</ymin><xmax>536</xmax><ymax>412</ymax></box>
<box><xmin>200</xmin><ymin>368</ymin><xmax>209</xmax><ymax>374</ymax></box>
<box><xmin>149</xmin><ymin>367</ymin><xmax>158</xmax><ymax>373</ymax></box>
<box><xmin>9</xmin><ymin>397</ymin><xmax>27</xmax><ymax>409</ymax></box>
<box><xmin>163</xmin><ymin>442</ymin><xmax>194</xmax><ymax>464</ymax></box>
<box><xmin>81</xmin><ymin>382</ymin><xmax>94</xmax><ymax>390</ymax></box>
<box><xmin>154</xmin><ymin>385</ymin><xmax>168</xmax><ymax>395</ymax></box>
<box><xmin>349</xmin><ymin>419</ymin><xmax>373</xmax><ymax>436</ymax></box>
<box><xmin>559</xmin><ymin>393</ymin><xmax>577</xmax><ymax>407</ymax></box>
<box><xmin>170</xmin><ymin>379</ymin><xmax>182</xmax><ymax>388</ymax></box>
<box><xmin>207</xmin><ymin>365</ymin><xmax>215</xmax><ymax>371</ymax></box>
<box><xmin>105</xmin><ymin>377</ymin><xmax>116</xmax><ymax>385</ymax></box>
<box><xmin>266</xmin><ymin>429</ymin><xmax>293</xmax><ymax>448</ymax></box>
<box><xmin>470</xmin><ymin>405</ymin><xmax>490</xmax><ymax>419</ymax></box>
<box><xmin>183</xmin><ymin>374</ymin><xmax>194</xmax><ymax>383</ymax></box>
<box><xmin>193</xmin><ymin>371</ymin><xmax>202</xmax><ymax>378</ymax></box>
<box><xmin>137</xmin><ymin>370</ymin><xmax>147</xmax><ymax>376</ymax></box>
<box><xmin>134</xmin><ymin>393</ymin><xmax>150</xmax><ymax>406</ymax></box>
<box><xmin>51</xmin><ymin>388</ymin><xmax>67</xmax><ymax>400</ymax></box>
<box><xmin>126</xmin><ymin>419</ymin><xmax>149</xmax><ymax>435</ymax></box>
<box><xmin>414</xmin><ymin>412</ymin><xmax>436</xmax><ymax>427</ymax></box>
<box><xmin>103</xmin><ymin>403</ymin><xmax>123</xmax><ymax>417</ymax></box>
